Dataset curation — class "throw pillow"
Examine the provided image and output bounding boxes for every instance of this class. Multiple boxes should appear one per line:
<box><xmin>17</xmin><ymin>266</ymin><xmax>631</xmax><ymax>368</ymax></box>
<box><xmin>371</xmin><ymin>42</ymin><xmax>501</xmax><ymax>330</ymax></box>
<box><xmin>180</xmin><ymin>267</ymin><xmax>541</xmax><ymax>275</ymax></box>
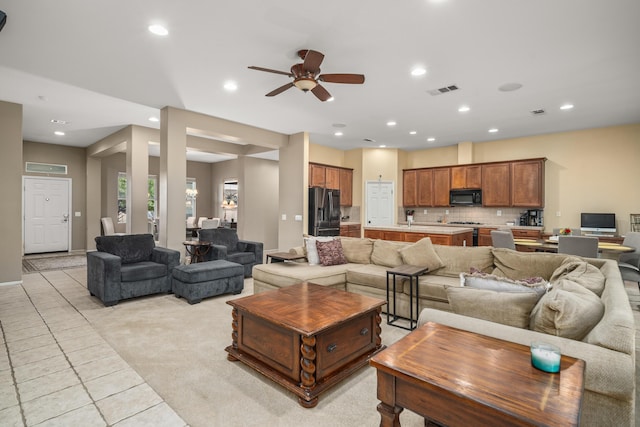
<box><xmin>315</xmin><ymin>239</ymin><xmax>348</xmax><ymax>266</ymax></box>
<box><xmin>549</xmin><ymin>260</ymin><xmax>606</xmax><ymax>297</ymax></box>
<box><xmin>370</xmin><ymin>239</ymin><xmax>406</xmax><ymax>268</ymax></box>
<box><xmin>304</xmin><ymin>237</ymin><xmax>335</xmax><ymax>265</ymax></box>
<box><xmin>339</xmin><ymin>237</ymin><xmax>373</xmax><ymax>264</ymax></box>
<box><xmin>446</xmin><ymin>287</ymin><xmax>540</xmax><ymax>329</ymax></box>
<box><xmin>460</xmin><ymin>272</ymin><xmax>550</xmax><ymax>299</ymax></box>
<box><xmin>398</xmin><ymin>238</ymin><xmax>444</xmax><ymax>272</ymax></box>
<box><xmin>530</xmin><ymin>279</ymin><xmax>605</xmax><ymax>340</ymax></box>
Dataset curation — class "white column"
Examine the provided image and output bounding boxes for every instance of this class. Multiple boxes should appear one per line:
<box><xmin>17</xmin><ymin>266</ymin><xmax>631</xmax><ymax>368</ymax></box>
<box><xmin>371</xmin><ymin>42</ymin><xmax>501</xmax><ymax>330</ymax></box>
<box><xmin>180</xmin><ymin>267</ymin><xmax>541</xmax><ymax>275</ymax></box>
<box><xmin>127</xmin><ymin>126</ymin><xmax>150</xmax><ymax>234</ymax></box>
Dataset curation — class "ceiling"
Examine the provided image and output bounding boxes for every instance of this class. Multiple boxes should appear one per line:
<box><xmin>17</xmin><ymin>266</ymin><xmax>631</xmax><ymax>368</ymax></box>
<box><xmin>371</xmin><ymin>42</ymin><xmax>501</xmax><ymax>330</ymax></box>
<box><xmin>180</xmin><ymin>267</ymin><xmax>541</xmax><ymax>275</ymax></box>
<box><xmin>1</xmin><ymin>1</ymin><xmax>639</xmax><ymax>163</ymax></box>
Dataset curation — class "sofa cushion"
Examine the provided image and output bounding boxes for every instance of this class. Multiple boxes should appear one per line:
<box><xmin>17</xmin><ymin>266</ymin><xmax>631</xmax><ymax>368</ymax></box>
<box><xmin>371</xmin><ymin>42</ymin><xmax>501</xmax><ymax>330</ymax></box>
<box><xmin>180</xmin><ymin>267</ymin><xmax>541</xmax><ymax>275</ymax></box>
<box><xmin>347</xmin><ymin>264</ymin><xmax>403</xmax><ymax>293</ymax></box>
<box><xmin>549</xmin><ymin>260</ymin><xmax>606</xmax><ymax>297</ymax></box>
<box><xmin>316</xmin><ymin>239</ymin><xmax>348</xmax><ymax>266</ymax></box>
<box><xmin>120</xmin><ymin>261</ymin><xmax>167</xmax><ymax>282</ymax></box>
<box><xmin>398</xmin><ymin>238</ymin><xmax>444</xmax><ymax>272</ymax></box>
<box><xmin>530</xmin><ymin>279</ymin><xmax>605</xmax><ymax>340</ymax></box>
<box><xmin>433</xmin><ymin>245</ymin><xmax>494</xmax><ymax>277</ymax></box>
<box><xmin>95</xmin><ymin>234</ymin><xmax>155</xmax><ymax>264</ymax></box>
<box><xmin>491</xmin><ymin>248</ymin><xmax>579</xmax><ymax>281</ymax></box>
<box><xmin>339</xmin><ymin>237</ymin><xmax>373</xmax><ymax>264</ymax></box>
<box><xmin>304</xmin><ymin>236</ymin><xmax>336</xmax><ymax>265</ymax></box>
<box><xmin>371</xmin><ymin>240</ymin><xmax>406</xmax><ymax>268</ymax></box>
<box><xmin>415</xmin><ymin>275</ymin><xmax>460</xmax><ymax>302</ymax></box>
<box><xmin>460</xmin><ymin>272</ymin><xmax>549</xmax><ymax>299</ymax></box>
<box><xmin>252</xmin><ymin>262</ymin><xmax>352</xmax><ymax>288</ymax></box>
<box><xmin>446</xmin><ymin>287</ymin><xmax>540</xmax><ymax>329</ymax></box>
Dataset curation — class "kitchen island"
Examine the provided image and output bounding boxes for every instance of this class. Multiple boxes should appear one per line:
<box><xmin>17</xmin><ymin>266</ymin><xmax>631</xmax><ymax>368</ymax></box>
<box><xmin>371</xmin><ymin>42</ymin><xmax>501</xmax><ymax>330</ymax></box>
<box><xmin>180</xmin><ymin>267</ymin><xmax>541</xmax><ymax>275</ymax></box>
<box><xmin>364</xmin><ymin>225</ymin><xmax>473</xmax><ymax>246</ymax></box>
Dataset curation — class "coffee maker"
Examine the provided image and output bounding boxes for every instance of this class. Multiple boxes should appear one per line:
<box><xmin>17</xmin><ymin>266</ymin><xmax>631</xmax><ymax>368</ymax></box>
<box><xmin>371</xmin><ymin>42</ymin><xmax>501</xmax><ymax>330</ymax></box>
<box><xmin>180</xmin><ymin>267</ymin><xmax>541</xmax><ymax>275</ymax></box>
<box><xmin>519</xmin><ymin>209</ymin><xmax>544</xmax><ymax>227</ymax></box>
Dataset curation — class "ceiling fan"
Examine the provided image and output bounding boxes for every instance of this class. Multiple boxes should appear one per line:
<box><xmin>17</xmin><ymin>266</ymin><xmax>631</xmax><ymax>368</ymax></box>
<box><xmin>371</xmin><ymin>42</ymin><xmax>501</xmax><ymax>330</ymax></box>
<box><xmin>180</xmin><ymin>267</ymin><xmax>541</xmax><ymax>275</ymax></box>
<box><xmin>248</xmin><ymin>49</ymin><xmax>365</xmax><ymax>102</ymax></box>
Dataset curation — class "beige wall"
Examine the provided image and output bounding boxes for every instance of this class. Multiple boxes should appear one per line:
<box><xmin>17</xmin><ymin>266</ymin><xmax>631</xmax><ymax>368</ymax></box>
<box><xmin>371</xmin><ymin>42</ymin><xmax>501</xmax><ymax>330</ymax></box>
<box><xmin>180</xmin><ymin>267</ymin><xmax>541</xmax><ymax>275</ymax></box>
<box><xmin>23</xmin><ymin>142</ymin><xmax>88</xmax><ymax>250</ymax></box>
<box><xmin>0</xmin><ymin>101</ymin><xmax>23</xmax><ymax>284</ymax></box>
<box><xmin>309</xmin><ymin>143</ymin><xmax>345</xmax><ymax>167</ymax></box>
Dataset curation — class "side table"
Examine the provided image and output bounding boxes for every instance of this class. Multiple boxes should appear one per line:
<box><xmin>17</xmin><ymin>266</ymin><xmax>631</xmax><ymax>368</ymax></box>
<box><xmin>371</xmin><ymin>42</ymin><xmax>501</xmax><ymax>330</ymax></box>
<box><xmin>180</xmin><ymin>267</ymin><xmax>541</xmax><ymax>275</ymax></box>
<box><xmin>182</xmin><ymin>240</ymin><xmax>211</xmax><ymax>264</ymax></box>
<box><xmin>386</xmin><ymin>265</ymin><xmax>428</xmax><ymax>330</ymax></box>
<box><xmin>265</xmin><ymin>252</ymin><xmax>307</xmax><ymax>263</ymax></box>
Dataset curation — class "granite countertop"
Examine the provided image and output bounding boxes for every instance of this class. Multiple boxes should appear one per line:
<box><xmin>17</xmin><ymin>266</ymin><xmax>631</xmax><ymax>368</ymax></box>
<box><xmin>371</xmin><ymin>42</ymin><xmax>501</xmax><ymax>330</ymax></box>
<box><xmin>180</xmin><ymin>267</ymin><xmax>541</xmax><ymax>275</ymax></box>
<box><xmin>364</xmin><ymin>225</ymin><xmax>474</xmax><ymax>235</ymax></box>
<box><xmin>397</xmin><ymin>221</ymin><xmax>544</xmax><ymax>231</ymax></box>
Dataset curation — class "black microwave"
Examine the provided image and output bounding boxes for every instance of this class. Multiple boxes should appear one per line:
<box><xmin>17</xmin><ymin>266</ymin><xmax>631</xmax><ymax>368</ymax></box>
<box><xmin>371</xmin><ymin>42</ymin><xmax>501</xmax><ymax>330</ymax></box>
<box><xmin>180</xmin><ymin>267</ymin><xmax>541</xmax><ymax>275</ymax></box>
<box><xmin>450</xmin><ymin>189</ymin><xmax>482</xmax><ymax>206</ymax></box>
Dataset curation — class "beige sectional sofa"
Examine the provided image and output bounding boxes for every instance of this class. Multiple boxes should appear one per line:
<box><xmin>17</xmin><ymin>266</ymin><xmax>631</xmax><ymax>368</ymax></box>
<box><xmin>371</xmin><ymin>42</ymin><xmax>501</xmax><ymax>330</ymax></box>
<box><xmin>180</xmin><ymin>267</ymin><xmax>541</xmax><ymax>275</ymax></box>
<box><xmin>252</xmin><ymin>236</ymin><xmax>635</xmax><ymax>426</ymax></box>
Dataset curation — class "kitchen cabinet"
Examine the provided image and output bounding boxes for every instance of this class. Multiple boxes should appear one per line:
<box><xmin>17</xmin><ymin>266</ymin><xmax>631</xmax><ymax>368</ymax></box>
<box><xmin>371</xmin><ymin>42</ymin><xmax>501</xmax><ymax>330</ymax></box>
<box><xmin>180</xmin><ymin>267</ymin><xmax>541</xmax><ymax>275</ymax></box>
<box><xmin>417</xmin><ymin>169</ymin><xmax>434</xmax><ymax>207</ymax></box>
<box><xmin>451</xmin><ymin>165</ymin><xmax>482</xmax><ymax>189</ymax></box>
<box><xmin>403</xmin><ymin>170</ymin><xmax>418</xmax><ymax>207</ymax></box>
<box><xmin>340</xmin><ymin>224</ymin><xmax>361</xmax><ymax>238</ymax></box>
<box><xmin>432</xmin><ymin>168</ymin><xmax>451</xmax><ymax>207</ymax></box>
<box><xmin>339</xmin><ymin>168</ymin><xmax>353</xmax><ymax>206</ymax></box>
<box><xmin>482</xmin><ymin>163</ymin><xmax>511</xmax><ymax>207</ymax></box>
<box><xmin>309</xmin><ymin>163</ymin><xmax>353</xmax><ymax>206</ymax></box>
<box><xmin>363</xmin><ymin>229</ymin><xmax>473</xmax><ymax>246</ymax></box>
<box><xmin>511</xmin><ymin>159</ymin><xmax>545</xmax><ymax>207</ymax></box>
<box><xmin>477</xmin><ymin>227</ymin><xmax>496</xmax><ymax>247</ymax></box>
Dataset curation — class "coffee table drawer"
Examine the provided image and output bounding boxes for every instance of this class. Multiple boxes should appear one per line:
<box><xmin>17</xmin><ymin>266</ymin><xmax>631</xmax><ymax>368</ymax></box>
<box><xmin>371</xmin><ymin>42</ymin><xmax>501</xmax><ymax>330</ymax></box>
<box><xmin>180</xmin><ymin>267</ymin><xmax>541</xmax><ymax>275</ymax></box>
<box><xmin>316</xmin><ymin>313</ymin><xmax>376</xmax><ymax>378</ymax></box>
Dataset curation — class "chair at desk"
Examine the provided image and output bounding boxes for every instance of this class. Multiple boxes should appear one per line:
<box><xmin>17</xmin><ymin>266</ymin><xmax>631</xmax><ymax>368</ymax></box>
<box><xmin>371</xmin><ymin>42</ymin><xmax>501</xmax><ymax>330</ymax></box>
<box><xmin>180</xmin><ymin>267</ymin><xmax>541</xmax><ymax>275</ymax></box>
<box><xmin>186</xmin><ymin>216</ymin><xmax>197</xmax><ymax>229</ymax></box>
<box><xmin>618</xmin><ymin>232</ymin><xmax>640</xmax><ymax>285</ymax></box>
<box><xmin>201</xmin><ymin>218</ymin><xmax>220</xmax><ymax>229</ymax></box>
<box><xmin>100</xmin><ymin>217</ymin><xmax>125</xmax><ymax>236</ymax></box>
<box><xmin>197</xmin><ymin>217</ymin><xmax>208</xmax><ymax>228</ymax></box>
<box><xmin>491</xmin><ymin>230</ymin><xmax>516</xmax><ymax>250</ymax></box>
<box><xmin>558</xmin><ymin>235</ymin><xmax>598</xmax><ymax>258</ymax></box>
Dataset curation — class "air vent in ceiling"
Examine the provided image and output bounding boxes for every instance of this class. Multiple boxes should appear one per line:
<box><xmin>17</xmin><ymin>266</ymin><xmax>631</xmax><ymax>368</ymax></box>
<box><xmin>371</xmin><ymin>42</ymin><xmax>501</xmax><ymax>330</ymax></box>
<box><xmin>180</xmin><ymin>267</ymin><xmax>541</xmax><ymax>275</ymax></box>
<box><xmin>363</xmin><ymin>138</ymin><xmax>376</xmax><ymax>143</ymax></box>
<box><xmin>427</xmin><ymin>84</ymin><xmax>459</xmax><ymax>96</ymax></box>
<box><xmin>530</xmin><ymin>109</ymin><xmax>546</xmax><ymax>115</ymax></box>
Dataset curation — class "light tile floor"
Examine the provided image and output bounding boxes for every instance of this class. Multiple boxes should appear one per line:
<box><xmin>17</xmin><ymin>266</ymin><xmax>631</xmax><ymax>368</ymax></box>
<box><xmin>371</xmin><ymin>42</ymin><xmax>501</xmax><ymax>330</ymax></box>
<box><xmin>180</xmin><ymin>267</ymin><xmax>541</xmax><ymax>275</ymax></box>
<box><xmin>0</xmin><ymin>270</ymin><xmax>186</xmax><ymax>427</ymax></box>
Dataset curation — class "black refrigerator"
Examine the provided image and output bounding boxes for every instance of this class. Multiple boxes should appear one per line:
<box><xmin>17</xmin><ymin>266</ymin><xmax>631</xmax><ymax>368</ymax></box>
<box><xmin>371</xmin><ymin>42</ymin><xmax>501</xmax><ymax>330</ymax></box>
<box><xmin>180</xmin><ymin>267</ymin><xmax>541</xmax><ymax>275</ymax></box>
<box><xmin>308</xmin><ymin>187</ymin><xmax>340</xmax><ymax>236</ymax></box>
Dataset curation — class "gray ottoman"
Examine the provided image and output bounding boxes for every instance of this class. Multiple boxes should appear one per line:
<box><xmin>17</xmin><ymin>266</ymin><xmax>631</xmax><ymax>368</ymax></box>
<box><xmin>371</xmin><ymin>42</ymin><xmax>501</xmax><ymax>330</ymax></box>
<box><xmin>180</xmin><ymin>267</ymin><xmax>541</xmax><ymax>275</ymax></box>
<box><xmin>172</xmin><ymin>260</ymin><xmax>244</xmax><ymax>304</ymax></box>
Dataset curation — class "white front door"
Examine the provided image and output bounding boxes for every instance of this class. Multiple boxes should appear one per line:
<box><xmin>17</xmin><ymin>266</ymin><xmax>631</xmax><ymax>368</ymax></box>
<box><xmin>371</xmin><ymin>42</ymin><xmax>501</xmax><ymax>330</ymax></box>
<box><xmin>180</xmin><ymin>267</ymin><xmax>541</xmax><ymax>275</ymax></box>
<box><xmin>365</xmin><ymin>181</ymin><xmax>394</xmax><ymax>226</ymax></box>
<box><xmin>23</xmin><ymin>177</ymin><xmax>71</xmax><ymax>254</ymax></box>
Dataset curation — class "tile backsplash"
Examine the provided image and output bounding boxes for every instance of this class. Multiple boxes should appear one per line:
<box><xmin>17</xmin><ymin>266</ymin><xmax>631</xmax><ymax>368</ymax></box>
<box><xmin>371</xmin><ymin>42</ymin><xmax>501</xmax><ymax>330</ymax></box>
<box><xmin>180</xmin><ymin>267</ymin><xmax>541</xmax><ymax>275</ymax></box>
<box><xmin>400</xmin><ymin>207</ymin><xmax>540</xmax><ymax>227</ymax></box>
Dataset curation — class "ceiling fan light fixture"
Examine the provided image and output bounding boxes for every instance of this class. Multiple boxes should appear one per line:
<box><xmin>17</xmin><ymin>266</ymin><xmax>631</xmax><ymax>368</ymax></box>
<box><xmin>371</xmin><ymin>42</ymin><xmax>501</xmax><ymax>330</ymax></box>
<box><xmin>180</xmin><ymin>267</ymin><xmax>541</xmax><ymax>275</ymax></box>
<box><xmin>294</xmin><ymin>78</ymin><xmax>317</xmax><ymax>91</ymax></box>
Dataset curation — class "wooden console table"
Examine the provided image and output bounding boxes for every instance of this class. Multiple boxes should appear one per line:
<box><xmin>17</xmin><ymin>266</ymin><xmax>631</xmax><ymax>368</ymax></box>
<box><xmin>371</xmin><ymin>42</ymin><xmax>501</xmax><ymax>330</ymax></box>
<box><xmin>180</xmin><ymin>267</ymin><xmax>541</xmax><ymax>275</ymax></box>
<box><xmin>370</xmin><ymin>322</ymin><xmax>585</xmax><ymax>426</ymax></box>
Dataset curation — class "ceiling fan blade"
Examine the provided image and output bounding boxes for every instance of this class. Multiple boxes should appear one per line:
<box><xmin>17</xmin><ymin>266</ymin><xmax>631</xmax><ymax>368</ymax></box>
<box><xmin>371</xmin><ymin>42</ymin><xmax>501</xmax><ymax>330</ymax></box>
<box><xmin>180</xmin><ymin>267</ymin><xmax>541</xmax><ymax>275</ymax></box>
<box><xmin>311</xmin><ymin>84</ymin><xmax>332</xmax><ymax>102</ymax></box>
<box><xmin>302</xmin><ymin>49</ymin><xmax>324</xmax><ymax>74</ymax></box>
<box><xmin>266</xmin><ymin>82</ymin><xmax>294</xmax><ymax>97</ymax></box>
<box><xmin>248</xmin><ymin>66</ymin><xmax>292</xmax><ymax>77</ymax></box>
<box><xmin>318</xmin><ymin>73</ymin><xmax>365</xmax><ymax>84</ymax></box>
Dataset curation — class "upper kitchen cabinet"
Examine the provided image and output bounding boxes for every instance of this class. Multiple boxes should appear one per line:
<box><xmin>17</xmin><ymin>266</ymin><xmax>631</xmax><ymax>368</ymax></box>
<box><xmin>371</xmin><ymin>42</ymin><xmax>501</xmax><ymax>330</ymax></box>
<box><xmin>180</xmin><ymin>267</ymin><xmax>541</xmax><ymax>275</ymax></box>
<box><xmin>417</xmin><ymin>169</ymin><xmax>434</xmax><ymax>206</ymax></box>
<box><xmin>339</xmin><ymin>168</ymin><xmax>353</xmax><ymax>206</ymax></box>
<box><xmin>403</xmin><ymin>170</ymin><xmax>418</xmax><ymax>207</ymax></box>
<box><xmin>309</xmin><ymin>163</ymin><xmax>353</xmax><ymax>206</ymax></box>
<box><xmin>482</xmin><ymin>162</ymin><xmax>511</xmax><ymax>207</ymax></box>
<box><xmin>511</xmin><ymin>158</ymin><xmax>545</xmax><ymax>207</ymax></box>
<box><xmin>450</xmin><ymin>165</ymin><xmax>482</xmax><ymax>189</ymax></box>
<box><xmin>432</xmin><ymin>168</ymin><xmax>451</xmax><ymax>207</ymax></box>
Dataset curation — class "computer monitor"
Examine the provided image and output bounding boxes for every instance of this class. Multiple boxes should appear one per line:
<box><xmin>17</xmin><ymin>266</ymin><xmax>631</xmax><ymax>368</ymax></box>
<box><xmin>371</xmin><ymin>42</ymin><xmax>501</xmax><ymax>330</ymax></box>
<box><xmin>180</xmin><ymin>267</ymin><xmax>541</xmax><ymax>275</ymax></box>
<box><xmin>580</xmin><ymin>213</ymin><xmax>616</xmax><ymax>234</ymax></box>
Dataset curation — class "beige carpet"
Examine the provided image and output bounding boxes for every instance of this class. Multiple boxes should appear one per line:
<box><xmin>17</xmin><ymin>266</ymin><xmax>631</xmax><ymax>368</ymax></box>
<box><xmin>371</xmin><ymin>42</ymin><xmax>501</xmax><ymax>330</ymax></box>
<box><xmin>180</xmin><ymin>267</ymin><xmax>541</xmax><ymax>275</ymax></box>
<box><xmin>48</xmin><ymin>267</ymin><xmax>640</xmax><ymax>426</ymax></box>
<box><xmin>22</xmin><ymin>253</ymin><xmax>87</xmax><ymax>273</ymax></box>
<box><xmin>65</xmin><ymin>273</ymin><xmax>424</xmax><ymax>427</ymax></box>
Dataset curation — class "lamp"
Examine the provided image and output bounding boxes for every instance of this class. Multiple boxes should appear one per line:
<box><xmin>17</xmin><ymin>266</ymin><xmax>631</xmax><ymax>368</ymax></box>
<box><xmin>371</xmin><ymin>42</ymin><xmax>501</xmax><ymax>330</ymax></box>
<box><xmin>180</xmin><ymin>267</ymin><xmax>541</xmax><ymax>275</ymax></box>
<box><xmin>293</xmin><ymin>78</ymin><xmax>317</xmax><ymax>92</ymax></box>
<box><xmin>186</xmin><ymin>188</ymin><xmax>198</xmax><ymax>199</ymax></box>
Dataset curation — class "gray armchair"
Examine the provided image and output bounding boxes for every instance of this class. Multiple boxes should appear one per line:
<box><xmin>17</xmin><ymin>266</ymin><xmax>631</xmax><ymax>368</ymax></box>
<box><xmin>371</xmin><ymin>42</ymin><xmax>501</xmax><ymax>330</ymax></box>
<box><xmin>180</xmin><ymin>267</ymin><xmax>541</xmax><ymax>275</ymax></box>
<box><xmin>197</xmin><ymin>228</ymin><xmax>263</xmax><ymax>277</ymax></box>
<box><xmin>87</xmin><ymin>234</ymin><xmax>180</xmax><ymax>306</ymax></box>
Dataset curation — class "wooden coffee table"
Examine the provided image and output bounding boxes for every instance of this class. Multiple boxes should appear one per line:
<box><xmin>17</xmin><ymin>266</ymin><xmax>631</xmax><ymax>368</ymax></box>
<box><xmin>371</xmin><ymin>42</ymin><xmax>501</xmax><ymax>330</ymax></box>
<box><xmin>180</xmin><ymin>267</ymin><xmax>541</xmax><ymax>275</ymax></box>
<box><xmin>370</xmin><ymin>322</ymin><xmax>585</xmax><ymax>426</ymax></box>
<box><xmin>226</xmin><ymin>282</ymin><xmax>385</xmax><ymax>408</ymax></box>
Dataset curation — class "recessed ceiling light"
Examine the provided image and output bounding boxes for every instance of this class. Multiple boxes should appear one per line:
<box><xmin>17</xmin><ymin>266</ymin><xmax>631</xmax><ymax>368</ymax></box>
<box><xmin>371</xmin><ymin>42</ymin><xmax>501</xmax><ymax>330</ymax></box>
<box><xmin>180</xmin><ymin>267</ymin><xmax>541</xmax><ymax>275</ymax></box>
<box><xmin>387</xmin><ymin>121</ymin><xmax>397</xmax><ymax>126</ymax></box>
<box><xmin>148</xmin><ymin>117</ymin><xmax>159</xmax><ymax>122</ymax></box>
<box><xmin>224</xmin><ymin>81</ymin><xmax>238</xmax><ymax>91</ymax></box>
<box><xmin>409</xmin><ymin>131</ymin><xmax>417</xmax><ymax>135</ymax></box>
<box><xmin>498</xmin><ymin>82</ymin><xmax>523</xmax><ymax>92</ymax></box>
<box><xmin>50</xmin><ymin>119</ymin><xmax>68</xmax><ymax>125</ymax></box>
<box><xmin>411</xmin><ymin>67</ymin><xmax>427</xmax><ymax>76</ymax></box>
<box><xmin>54</xmin><ymin>131</ymin><xmax>65</xmax><ymax>136</ymax></box>
<box><xmin>334</xmin><ymin>131</ymin><xmax>343</xmax><ymax>136</ymax></box>
<box><xmin>379</xmin><ymin>145</ymin><xmax>386</xmax><ymax>148</ymax></box>
<box><xmin>148</xmin><ymin>24</ymin><xmax>168</xmax><ymax>36</ymax></box>
<box><xmin>488</xmin><ymin>128</ymin><xmax>499</xmax><ymax>133</ymax></box>
<box><xmin>327</xmin><ymin>97</ymin><xmax>335</xmax><ymax>102</ymax></box>
<box><xmin>458</xmin><ymin>106</ymin><xmax>470</xmax><ymax>113</ymax></box>
<box><xmin>560</xmin><ymin>104</ymin><xmax>574</xmax><ymax>110</ymax></box>
<box><xmin>427</xmin><ymin>137</ymin><xmax>436</xmax><ymax>142</ymax></box>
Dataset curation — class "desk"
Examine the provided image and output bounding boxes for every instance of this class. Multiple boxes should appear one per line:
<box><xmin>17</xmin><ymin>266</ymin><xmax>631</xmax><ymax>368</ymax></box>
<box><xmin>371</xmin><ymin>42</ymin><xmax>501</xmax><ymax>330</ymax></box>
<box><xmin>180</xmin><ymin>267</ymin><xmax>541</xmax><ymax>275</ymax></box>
<box><xmin>186</xmin><ymin>227</ymin><xmax>200</xmax><ymax>238</ymax></box>
<box><xmin>370</xmin><ymin>322</ymin><xmax>585</xmax><ymax>426</ymax></box>
<box><xmin>182</xmin><ymin>240</ymin><xmax>211</xmax><ymax>263</ymax></box>
<box><xmin>265</xmin><ymin>252</ymin><xmax>306</xmax><ymax>263</ymax></box>
<box><xmin>385</xmin><ymin>265</ymin><xmax>428</xmax><ymax>330</ymax></box>
<box><xmin>514</xmin><ymin>238</ymin><xmax>634</xmax><ymax>256</ymax></box>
